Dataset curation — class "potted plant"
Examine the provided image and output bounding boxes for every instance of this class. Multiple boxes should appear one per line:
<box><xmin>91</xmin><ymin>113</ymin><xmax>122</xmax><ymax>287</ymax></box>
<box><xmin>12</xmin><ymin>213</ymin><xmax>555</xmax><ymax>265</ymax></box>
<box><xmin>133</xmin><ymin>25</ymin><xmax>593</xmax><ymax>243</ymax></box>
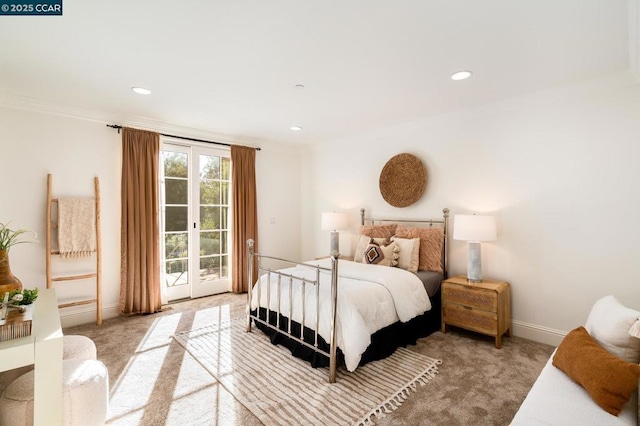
<box><xmin>3</xmin><ymin>288</ymin><xmax>39</xmax><ymax>313</ymax></box>
<box><xmin>0</xmin><ymin>223</ymin><xmax>37</xmax><ymax>297</ymax></box>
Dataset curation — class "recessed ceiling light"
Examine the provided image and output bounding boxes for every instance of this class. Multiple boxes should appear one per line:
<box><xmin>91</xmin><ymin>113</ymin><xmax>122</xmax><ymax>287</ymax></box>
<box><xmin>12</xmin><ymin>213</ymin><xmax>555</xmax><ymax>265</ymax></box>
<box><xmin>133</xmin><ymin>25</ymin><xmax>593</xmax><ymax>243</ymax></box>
<box><xmin>132</xmin><ymin>87</ymin><xmax>151</xmax><ymax>95</ymax></box>
<box><xmin>451</xmin><ymin>71</ymin><xmax>472</xmax><ymax>81</ymax></box>
<box><xmin>290</xmin><ymin>126</ymin><xmax>303</xmax><ymax>131</ymax></box>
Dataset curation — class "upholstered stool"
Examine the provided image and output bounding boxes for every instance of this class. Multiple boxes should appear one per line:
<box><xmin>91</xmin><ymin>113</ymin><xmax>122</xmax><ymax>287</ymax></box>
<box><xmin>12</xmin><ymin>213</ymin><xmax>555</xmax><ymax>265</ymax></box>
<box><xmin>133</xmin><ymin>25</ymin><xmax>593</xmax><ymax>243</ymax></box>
<box><xmin>0</xmin><ymin>335</ymin><xmax>96</xmax><ymax>398</ymax></box>
<box><xmin>0</xmin><ymin>359</ymin><xmax>109</xmax><ymax>426</ymax></box>
<box><xmin>63</xmin><ymin>334</ymin><xmax>97</xmax><ymax>361</ymax></box>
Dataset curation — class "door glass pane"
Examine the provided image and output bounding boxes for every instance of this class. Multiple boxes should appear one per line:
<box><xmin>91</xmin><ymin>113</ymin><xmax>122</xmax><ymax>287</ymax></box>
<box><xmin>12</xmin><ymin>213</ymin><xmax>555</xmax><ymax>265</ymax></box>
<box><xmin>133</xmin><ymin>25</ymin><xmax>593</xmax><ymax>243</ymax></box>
<box><xmin>200</xmin><ymin>256</ymin><xmax>220</xmax><ymax>281</ymax></box>
<box><xmin>200</xmin><ymin>206</ymin><xmax>220</xmax><ymax>230</ymax></box>
<box><xmin>166</xmin><ymin>206</ymin><xmax>188</xmax><ymax>232</ymax></box>
<box><xmin>221</xmin><ymin>158</ymin><xmax>230</xmax><ymax>180</ymax></box>
<box><xmin>221</xmin><ymin>255</ymin><xmax>228</xmax><ymax>279</ymax></box>
<box><xmin>200</xmin><ymin>231</ymin><xmax>220</xmax><ymax>256</ymax></box>
<box><xmin>165</xmin><ymin>260</ymin><xmax>188</xmax><ymax>287</ymax></box>
<box><xmin>200</xmin><ymin>155</ymin><xmax>220</xmax><ymax>180</ymax></box>
<box><xmin>165</xmin><ymin>179</ymin><xmax>188</xmax><ymax>204</ymax></box>
<box><xmin>221</xmin><ymin>182</ymin><xmax>229</xmax><ymax>205</ymax></box>
<box><xmin>165</xmin><ymin>233</ymin><xmax>188</xmax><ymax>259</ymax></box>
<box><xmin>164</xmin><ymin>152</ymin><xmax>188</xmax><ymax>178</ymax></box>
<box><xmin>220</xmin><ymin>230</ymin><xmax>227</xmax><ymax>255</ymax></box>
<box><xmin>200</xmin><ymin>180</ymin><xmax>220</xmax><ymax>205</ymax></box>
<box><xmin>220</xmin><ymin>207</ymin><xmax>228</xmax><ymax>230</ymax></box>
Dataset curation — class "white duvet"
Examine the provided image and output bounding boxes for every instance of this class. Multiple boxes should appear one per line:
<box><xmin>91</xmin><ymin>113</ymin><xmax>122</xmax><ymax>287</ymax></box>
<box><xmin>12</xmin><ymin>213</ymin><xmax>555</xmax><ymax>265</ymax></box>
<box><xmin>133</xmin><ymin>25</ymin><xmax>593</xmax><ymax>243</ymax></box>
<box><xmin>250</xmin><ymin>258</ymin><xmax>431</xmax><ymax>371</ymax></box>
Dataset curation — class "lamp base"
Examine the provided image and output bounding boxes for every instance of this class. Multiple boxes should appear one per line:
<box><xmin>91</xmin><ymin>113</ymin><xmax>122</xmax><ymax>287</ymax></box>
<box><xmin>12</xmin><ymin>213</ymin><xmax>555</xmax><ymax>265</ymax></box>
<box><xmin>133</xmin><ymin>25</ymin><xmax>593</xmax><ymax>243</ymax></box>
<box><xmin>329</xmin><ymin>231</ymin><xmax>340</xmax><ymax>257</ymax></box>
<box><xmin>466</xmin><ymin>241</ymin><xmax>483</xmax><ymax>283</ymax></box>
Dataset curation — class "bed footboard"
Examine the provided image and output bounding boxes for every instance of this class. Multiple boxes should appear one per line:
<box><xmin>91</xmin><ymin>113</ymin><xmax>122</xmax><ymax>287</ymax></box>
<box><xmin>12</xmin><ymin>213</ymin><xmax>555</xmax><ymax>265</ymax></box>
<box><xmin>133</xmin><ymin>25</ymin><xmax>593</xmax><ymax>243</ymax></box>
<box><xmin>246</xmin><ymin>239</ymin><xmax>339</xmax><ymax>383</ymax></box>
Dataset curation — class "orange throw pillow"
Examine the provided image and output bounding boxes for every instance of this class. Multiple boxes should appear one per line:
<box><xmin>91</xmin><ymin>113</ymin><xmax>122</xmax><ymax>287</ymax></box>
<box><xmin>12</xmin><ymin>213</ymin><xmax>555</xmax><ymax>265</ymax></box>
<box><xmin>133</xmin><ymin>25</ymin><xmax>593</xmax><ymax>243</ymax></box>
<box><xmin>552</xmin><ymin>326</ymin><xmax>640</xmax><ymax>416</ymax></box>
<box><xmin>394</xmin><ymin>225</ymin><xmax>444</xmax><ymax>273</ymax></box>
<box><xmin>359</xmin><ymin>224</ymin><xmax>397</xmax><ymax>240</ymax></box>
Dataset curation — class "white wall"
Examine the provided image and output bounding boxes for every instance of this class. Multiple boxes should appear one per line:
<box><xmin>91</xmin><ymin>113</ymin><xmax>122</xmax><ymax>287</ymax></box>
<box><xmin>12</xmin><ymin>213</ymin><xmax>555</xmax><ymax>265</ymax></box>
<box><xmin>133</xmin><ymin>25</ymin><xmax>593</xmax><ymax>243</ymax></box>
<box><xmin>301</xmin><ymin>72</ymin><xmax>640</xmax><ymax>345</ymax></box>
<box><xmin>0</xmin><ymin>106</ymin><xmax>302</xmax><ymax>327</ymax></box>
<box><xmin>3</xmin><ymin>71</ymin><xmax>638</xmax><ymax>344</ymax></box>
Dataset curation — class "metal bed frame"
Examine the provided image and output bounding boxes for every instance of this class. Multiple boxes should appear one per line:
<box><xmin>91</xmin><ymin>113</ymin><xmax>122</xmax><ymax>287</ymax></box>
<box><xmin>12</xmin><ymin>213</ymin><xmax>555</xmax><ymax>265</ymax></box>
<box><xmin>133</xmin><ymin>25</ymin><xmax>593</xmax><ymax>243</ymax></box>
<box><xmin>246</xmin><ymin>207</ymin><xmax>449</xmax><ymax>383</ymax></box>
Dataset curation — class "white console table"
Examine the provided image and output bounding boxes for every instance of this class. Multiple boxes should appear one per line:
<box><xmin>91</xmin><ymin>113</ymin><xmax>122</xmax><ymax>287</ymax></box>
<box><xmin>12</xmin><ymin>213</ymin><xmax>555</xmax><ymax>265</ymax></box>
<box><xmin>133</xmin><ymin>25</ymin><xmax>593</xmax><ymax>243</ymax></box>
<box><xmin>0</xmin><ymin>288</ymin><xmax>63</xmax><ymax>425</ymax></box>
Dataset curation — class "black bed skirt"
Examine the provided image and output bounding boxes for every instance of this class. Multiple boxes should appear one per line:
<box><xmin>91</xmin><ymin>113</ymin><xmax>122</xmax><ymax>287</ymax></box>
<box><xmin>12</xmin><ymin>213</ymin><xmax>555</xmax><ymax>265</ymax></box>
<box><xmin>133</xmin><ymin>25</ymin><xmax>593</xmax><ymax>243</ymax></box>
<box><xmin>251</xmin><ymin>288</ymin><xmax>442</xmax><ymax>369</ymax></box>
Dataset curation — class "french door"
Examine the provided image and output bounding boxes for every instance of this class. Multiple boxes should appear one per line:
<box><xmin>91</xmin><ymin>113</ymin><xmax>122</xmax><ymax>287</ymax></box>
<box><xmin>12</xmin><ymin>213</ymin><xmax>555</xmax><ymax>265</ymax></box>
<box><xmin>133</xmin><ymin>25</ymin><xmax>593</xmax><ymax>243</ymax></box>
<box><xmin>161</xmin><ymin>143</ymin><xmax>231</xmax><ymax>301</ymax></box>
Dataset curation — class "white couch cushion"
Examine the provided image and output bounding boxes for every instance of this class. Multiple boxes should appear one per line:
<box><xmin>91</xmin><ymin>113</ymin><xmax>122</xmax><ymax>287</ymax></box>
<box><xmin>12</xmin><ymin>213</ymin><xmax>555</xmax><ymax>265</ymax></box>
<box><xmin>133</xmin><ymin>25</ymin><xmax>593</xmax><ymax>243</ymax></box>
<box><xmin>584</xmin><ymin>295</ymin><xmax>640</xmax><ymax>363</ymax></box>
<box><xmin>510</xmin><ymin>351</ymin><xmax>638</xmax><ymax>425</ymax></box>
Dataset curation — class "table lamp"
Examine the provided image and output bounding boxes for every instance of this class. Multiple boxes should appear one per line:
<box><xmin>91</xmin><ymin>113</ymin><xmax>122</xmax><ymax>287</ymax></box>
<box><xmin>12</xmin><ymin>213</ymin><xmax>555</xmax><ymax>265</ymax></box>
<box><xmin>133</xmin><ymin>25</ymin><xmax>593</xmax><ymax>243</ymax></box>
<box><xmin>321</xmin><ymin>212</ymin><xmax>348</xmax><ymax>256</ymax></box>
<box><xmin>453</xmin><ymin>214</ymin><xmax>497</xmax><ymax>283</ymax></box>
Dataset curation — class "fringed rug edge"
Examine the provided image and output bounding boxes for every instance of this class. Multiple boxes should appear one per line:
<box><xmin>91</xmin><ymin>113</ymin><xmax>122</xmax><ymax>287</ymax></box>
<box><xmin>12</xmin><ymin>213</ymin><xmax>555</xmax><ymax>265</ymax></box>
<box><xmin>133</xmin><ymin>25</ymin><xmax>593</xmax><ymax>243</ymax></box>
<box><xmin>354</xmin><ymin>356</ymin><xmax>442</xmax><ymax>426</ymax></box>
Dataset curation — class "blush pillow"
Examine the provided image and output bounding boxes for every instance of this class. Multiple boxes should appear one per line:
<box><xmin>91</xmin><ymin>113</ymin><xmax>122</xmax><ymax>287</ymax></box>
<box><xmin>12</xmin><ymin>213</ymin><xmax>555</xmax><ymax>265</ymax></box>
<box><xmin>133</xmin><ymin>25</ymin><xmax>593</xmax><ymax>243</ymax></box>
<box><xmin>394</xmin><ymin>225</ymin><xmax>444</xmax><ymax>273</ymax></box>
<box><xmin>584</xmin><ymin>295</ymin><xmax>640</xmax><ymax>363</ymax></box>
<box><xmin>552</xmin><ymin>326</ymin><xmax>640</xmax><ymax>416</ymax></box>
<box><xmin>359</xmin><ymin>223</ymin><xmax>397</xmax><ymax>240</ymax></box>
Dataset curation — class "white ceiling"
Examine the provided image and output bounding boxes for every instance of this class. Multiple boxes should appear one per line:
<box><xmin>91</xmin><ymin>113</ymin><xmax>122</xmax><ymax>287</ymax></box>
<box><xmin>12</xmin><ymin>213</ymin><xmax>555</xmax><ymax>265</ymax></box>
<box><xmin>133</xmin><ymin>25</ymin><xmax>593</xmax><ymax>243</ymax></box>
<box><xmin>0</xmin><ymin>0</ymin><xmax>633</xmax><ymax>145</ymax></box>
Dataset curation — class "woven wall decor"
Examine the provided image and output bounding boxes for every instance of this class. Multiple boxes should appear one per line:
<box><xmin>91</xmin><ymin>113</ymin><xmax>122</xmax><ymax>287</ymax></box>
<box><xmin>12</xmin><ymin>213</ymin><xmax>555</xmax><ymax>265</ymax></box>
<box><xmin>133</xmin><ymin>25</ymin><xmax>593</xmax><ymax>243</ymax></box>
<box><xmin>379</xmin><ymin>153</ymin><xmax>427</xmax><ymax>208</ymax></box>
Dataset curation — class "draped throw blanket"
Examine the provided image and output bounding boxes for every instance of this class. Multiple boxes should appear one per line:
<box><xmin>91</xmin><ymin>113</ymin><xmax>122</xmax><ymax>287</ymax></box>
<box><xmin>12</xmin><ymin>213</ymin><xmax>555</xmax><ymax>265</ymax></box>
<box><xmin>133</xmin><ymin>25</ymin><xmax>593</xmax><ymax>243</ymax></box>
<box><xmin>120</xmin><ymin>127</ymin><xmax>162</xmax><ymax>314</ymax></box>
<box><xmin>58</xmin><ymin>198</ymin><xmax>96</xmax><ymax>258</ymax></box>
<box><xmin>231</xmin><ymin>145</ymin><xmax>258</xmax><ymax>293</ymax></box>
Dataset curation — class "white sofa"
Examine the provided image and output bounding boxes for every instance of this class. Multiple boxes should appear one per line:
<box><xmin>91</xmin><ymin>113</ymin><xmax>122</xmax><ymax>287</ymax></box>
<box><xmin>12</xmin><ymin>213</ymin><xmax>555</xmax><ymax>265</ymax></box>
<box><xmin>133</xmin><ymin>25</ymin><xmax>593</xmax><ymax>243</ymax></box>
<box><xmin>511</xmin><ymin>296</ymin><xmax>640</xmax><ymax>426</ymax></box>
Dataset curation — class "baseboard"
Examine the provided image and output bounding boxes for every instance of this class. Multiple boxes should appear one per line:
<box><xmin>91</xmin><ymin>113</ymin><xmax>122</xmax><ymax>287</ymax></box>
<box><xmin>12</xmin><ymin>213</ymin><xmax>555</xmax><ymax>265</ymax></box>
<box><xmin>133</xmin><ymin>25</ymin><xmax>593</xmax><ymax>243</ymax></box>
<box><xmin>59</xmin><ymin>303</ymin><xmax>119</xmax><ymax>328</ymax></box>
<box><xmin>511</xmin><ymin>320</ymin><xmax>566</xmax><ymax>347</ymax></box>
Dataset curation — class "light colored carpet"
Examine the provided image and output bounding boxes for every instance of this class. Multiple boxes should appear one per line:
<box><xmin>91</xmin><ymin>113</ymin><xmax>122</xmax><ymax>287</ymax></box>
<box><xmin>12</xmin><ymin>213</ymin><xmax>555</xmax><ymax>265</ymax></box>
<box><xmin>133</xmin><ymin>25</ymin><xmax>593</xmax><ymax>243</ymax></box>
<box><xmin>174</xmin><ymin>318</ymin><xmax>441</xmax><ymax>426</ymax></box>
<box><xmin>0</xmin><ymin>293</ymin><xmax>556</xmax><ymax>425</ymax></box>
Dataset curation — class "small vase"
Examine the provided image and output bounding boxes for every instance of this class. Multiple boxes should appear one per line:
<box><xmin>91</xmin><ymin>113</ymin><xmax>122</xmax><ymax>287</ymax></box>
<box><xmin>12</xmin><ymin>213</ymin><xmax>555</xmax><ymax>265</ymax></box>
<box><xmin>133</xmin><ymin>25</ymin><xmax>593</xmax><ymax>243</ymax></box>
<box><xmin>0</xmin><ymin>249</ymin><xmax>23</xmax><ymax>298</ymax></box>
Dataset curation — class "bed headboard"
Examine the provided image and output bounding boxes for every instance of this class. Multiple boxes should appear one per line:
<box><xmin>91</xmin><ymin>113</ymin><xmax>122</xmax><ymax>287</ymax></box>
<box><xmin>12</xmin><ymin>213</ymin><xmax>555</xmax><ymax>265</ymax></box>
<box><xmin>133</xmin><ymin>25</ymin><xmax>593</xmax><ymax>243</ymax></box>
<box><xmin>360</xmin><ymin>207</ymin><xmax>450</xmax><ymax>278</ymax></box>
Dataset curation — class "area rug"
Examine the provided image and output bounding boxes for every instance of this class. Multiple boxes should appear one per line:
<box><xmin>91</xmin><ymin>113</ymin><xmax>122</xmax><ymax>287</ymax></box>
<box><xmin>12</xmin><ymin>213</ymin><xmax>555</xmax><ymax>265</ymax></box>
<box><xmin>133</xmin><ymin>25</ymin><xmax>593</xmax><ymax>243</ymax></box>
<box><xmin>173</xmin><ymin>318</ymin><xmax>441</xmax><ymax>426</ymax></box>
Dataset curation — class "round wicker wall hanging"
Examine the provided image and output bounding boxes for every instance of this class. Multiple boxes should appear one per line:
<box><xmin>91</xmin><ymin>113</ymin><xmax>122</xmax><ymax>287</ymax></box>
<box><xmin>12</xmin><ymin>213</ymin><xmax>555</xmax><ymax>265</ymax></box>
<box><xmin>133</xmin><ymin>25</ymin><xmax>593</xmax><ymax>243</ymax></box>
<box><xmin>379</xmin><ymin>153</ymin><xmax>427</xmax><ymax>207</ymax></box>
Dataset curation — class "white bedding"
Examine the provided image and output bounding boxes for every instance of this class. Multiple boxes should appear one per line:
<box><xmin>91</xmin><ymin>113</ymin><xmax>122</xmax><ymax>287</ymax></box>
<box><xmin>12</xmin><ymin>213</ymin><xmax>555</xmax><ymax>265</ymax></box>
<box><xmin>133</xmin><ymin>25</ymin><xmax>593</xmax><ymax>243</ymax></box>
<box><xmin>250</xmin><ymin>258</ymin><xmax>431</xmax><ymax>371</ymax></box>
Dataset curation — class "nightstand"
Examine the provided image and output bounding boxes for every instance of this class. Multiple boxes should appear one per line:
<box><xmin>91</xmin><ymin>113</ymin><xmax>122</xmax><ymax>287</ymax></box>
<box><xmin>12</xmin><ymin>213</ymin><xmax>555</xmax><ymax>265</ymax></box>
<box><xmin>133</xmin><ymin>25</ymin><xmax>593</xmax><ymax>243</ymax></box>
<box><xmin>441</xmin><ymin>275</ymin><xmax>511</xmax><ymax>348</ymax></box>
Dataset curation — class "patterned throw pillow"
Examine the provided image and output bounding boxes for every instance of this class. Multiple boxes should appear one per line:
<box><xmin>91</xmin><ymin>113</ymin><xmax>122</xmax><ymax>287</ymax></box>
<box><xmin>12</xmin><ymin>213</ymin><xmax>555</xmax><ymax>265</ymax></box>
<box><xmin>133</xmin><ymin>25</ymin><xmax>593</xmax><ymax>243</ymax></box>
<box><xmin>362</xmin><ymin>240</ymin><xmax>399</xmax><ymax>267</ymax></box>
<box><xmin>353</xmin><ymin>235</ymin><xmax>388</xmax><ymax>263</ymax></box>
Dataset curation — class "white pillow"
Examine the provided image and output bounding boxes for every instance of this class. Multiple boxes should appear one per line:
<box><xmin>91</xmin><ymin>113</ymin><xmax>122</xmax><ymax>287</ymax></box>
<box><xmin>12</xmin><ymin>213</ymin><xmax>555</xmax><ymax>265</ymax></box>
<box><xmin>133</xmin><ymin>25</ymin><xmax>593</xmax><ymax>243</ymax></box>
<box><xmin>353</xmin><ymin>235</ymin><xmax>387</xmax><ymax>263</ymax></box>
<box><xmin>584</xmin><ymin>295</ymin><xmax>640</xmax><ymax>363</ymax></box>
<box><xmin>391</xmin><ymin>236</ymin><xmax>420</xmax><ymax>272</ymax></box>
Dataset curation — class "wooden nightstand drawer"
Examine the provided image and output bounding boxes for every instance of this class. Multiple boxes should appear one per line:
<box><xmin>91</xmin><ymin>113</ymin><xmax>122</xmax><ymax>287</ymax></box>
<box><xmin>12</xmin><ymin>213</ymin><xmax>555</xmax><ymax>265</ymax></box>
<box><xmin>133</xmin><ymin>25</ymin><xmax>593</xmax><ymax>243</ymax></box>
<box><xmin>442</xmin><ymin>283</ymin><xmax>497</xmax><ymax>312</ymax></box>
<box><xmin>441</xmin><ymin>275</ymin><xmax>511</xmax><ymax>349</ymax></box>
<box><xmin>442</xmin><ymin>303</ymin><xmax>497</xmax><ymax>335</ymax></box>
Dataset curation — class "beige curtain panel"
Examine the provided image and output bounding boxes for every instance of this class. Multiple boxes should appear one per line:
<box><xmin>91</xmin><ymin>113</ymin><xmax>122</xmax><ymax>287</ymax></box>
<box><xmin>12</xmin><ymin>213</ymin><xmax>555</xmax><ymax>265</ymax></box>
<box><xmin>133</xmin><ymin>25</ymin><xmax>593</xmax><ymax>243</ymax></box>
<box><xmin>231</xmin><ymin>145</ymin><xmax>258</xmax><ymax>293</ymax></box>
<box><xmin>120</xmin><ymin>127</ymin><xmax>162</xmax><ymax>314</ymax></box>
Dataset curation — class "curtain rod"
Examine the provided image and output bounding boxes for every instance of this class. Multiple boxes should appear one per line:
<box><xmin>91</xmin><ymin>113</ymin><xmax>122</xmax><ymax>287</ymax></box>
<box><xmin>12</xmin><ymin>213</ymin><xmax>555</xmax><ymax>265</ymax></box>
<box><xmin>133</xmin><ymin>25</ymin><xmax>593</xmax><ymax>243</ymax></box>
<box><xmin>106</xmin><ymin>124</ymin><xmax>261</xmax><ymax>151</ymax></box>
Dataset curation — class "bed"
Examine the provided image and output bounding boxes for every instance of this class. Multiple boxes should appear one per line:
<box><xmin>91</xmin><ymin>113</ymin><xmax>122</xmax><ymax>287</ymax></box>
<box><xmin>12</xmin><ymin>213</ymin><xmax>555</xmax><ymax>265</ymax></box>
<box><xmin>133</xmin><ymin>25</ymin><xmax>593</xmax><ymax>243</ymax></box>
<box><xmin>246</xmin><ymin>207</ymin><xmax>449</xmax><ymax>382</ymax></box>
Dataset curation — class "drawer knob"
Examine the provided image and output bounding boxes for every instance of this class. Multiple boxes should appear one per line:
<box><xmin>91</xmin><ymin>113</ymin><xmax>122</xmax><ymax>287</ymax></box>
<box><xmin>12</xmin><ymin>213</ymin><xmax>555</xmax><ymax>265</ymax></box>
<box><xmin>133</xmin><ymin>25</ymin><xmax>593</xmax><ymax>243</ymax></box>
<box><xmin>464</xmin><ymin>306</ymin><xmax>472</xmax><ymax>310</ymax></box>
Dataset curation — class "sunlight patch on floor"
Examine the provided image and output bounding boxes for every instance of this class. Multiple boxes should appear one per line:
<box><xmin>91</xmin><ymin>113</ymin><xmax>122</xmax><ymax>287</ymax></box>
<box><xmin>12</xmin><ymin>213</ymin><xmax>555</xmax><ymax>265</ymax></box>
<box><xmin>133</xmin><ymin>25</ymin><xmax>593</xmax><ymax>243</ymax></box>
<box><xmin>192</xmin><ymin>303</ymin><xmax>232</xmax><ymax>330</ymax></box>
<box><xmin>164</xmin><ymin>350</ymin><xmax>238</xmax><ymax>425</ymax></box>
<box><xmin>107</xmin><ymin>314</ymin><xmax>182</xmax><ymax>423</ymax></box>
<box><xmin>107</xmin><ymin>345</ymin><xmax>170</xmax><ymax>423</ymax></box>
<box><xmin>136</xmin><ymin>312</ymin><xmax>182</xmax><ymax>352</ymax></box>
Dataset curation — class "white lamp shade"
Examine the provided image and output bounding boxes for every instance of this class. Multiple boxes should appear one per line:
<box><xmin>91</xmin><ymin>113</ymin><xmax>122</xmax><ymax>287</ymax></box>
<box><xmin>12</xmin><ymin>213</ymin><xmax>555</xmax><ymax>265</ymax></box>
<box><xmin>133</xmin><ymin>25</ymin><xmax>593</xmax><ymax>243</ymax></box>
<box><xmin>453</xmin><ymin>214</ymin><xmax>497</xmax><ymax>242</ymax></box>
<box><xmin>321</xmin><ymin>212</ymin><xmax>348</xmax><ymax>231</ymax></box>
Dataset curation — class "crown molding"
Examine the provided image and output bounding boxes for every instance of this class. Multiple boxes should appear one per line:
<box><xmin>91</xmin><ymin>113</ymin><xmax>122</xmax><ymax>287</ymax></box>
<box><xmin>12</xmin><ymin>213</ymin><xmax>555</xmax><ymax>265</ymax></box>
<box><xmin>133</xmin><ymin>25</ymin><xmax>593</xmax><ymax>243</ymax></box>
<box><xmin>0</xmin><ymin>91</ymin><xmax>293</xmax><ymax>149</ymax></box>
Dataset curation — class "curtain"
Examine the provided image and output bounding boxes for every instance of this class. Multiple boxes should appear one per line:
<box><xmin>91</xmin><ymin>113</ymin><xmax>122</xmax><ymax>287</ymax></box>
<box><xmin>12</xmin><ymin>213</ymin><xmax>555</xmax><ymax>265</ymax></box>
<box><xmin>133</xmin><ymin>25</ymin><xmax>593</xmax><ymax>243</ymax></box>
<box><xmin>231</xmin><ymin>145</ymin><xmax>258</xmax><ymax>293</ymax></box>
<box><xmin>120</xmin><ymin>127</ymin><xmax>162</xmax><ymax>314</ymax></box>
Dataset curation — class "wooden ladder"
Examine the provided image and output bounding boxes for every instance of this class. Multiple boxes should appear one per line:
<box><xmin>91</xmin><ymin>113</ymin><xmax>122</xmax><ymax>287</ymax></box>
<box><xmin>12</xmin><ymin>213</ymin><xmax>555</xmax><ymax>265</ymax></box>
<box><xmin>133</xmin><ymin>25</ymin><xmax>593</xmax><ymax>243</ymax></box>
<box><xmin>45</xmin><ymin>174</ymin><xmax>103</xmax><ymax>325</ymax></box>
